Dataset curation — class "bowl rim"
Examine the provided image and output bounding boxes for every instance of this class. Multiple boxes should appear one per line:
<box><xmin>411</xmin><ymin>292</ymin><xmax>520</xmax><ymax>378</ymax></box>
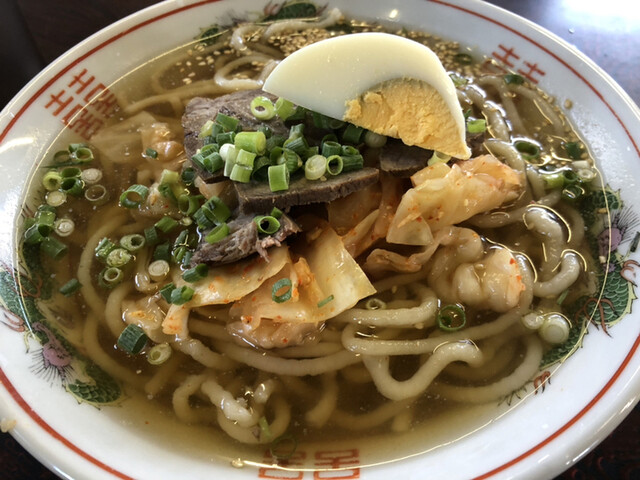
<box><xmin>1</xmin><ymin>1</ymin><xmax>640</xmax><ymax>479</ymax></box>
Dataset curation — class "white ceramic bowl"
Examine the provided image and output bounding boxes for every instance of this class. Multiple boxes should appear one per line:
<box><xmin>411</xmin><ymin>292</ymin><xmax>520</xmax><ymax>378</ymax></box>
<box><xmin>1</xmin><ymin>1</ymin><xmax>639</xmax><ymax>479</ymax></box>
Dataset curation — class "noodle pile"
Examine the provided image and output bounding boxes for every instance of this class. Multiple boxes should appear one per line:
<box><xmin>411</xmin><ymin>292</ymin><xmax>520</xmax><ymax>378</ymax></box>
<box><xmin>35</xmin><ymin>9</ymin><xmax>598</xmax><ymax>449</ymax></box>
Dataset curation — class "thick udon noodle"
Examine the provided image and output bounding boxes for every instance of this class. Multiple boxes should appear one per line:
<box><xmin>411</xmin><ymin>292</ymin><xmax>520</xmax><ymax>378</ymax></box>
<box><xmin>31</xmin><ymin>11</ymin><xmax>598</xmax><ymax>451</ymax></box>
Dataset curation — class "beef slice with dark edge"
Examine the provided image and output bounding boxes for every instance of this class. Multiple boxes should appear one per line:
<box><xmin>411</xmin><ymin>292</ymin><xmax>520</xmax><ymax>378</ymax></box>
<box><xmin>234</xmin><ymin>168</ymin><xmax>380</xmax><ymax>214</ymax></box>
<box><xmin>182</xmin><ymin>90</ymin><xmax>289</xmax><ymax>181</ymax></box>
<box><xmin>379</xmin><ymin>139</ymin><xmax>433</xmax><ymax>177</ymax></box>
<box><xmin>191</xmin><ymin>213</ymin><xmax>300</xmax><ymax>266</ymax></box>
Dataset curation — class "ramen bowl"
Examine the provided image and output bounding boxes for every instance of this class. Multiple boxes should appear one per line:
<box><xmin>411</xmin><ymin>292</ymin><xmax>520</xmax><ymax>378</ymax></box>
<box><xmin>1</xmin><ymin>1</ymin><xmax>639</xmax><ymax>479</ymax></box>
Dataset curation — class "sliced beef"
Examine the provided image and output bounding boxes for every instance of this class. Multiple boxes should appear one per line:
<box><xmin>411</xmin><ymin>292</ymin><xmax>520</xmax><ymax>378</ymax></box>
<box><xmin>182</xmin><ymin>90</ymin><xmax>290</xmax><ymax>182</ymax></box>
<box><xmin>191</xmin><ymin>213</ymin><xmax>300</xmax><ymax>266</ymax></box>
<box><xmin>379</xmin><ymin>139</ymin><xmax>432</xmax><ymax>177</ymax></box>
<box><xmin>234</xmin><ymin>168</ymin><xmax>379</xmax><ymax>214</ymax></box>
<box><xmin>467</xmin><ymin>131</ymin><xmax>486</xmax><ymax>157</ymax></box>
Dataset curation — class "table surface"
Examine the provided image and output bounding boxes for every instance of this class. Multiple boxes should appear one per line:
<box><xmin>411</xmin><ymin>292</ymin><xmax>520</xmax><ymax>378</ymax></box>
<box><xmin>1</xmin><ymin>1</ymin><xmax>639</xmax><ymax>479</ymax></box>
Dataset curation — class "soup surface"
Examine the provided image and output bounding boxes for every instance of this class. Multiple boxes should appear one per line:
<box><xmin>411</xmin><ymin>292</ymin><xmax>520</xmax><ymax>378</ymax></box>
<box><xmin>18</xmin><ymin>3</ymin><xmax>607</xmax><ymax>470</ymax></box>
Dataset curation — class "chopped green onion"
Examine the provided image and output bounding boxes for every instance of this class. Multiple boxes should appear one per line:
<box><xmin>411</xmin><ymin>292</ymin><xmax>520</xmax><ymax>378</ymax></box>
<box><xmin>562</xmin><ymin>169</ymin><xmax>579</xmax><ymax>185</ymax></box>
<box><xmin>178</xmin><ymin>194</ymin><xmax>202</xmax><ymax>217</ymax></box>
<box><xmin>562</xmin><ymin>184</ymin><xmax>585</xmax><ymax>203</ymax></box>
<box><xmin>428</xmin><ymin>151</ymin><xmax>451</xmax><ymax>166</ymax></box>
<box><xmin>144</xmin><ymin>226</ymin><xmax>160</xmax><ymax>246</ymax></box>
<box><xmin>155</xmin><ymin>216</ymin><xmax>179</xmax><ymax>233</ymax></box>
<box><xmin>119</xmin><ymin>184</ymin><xmax>149</xmax><ymax>209</ymax></box>
<box><xmin>120</xmin><ymin>234</ymin><xmax>146</xmax><ymax>252</ymax></box>
<box><xmin>183</xmin><ymin>263</ymin><xmax>209</xmax><ymax>282</ymax></box>
<box><xmin>365</xmin><ymin>298</ymin><xmax>387</xmax><ymax>310</ymax></box>
<box><xmin>576</xmin><ymin>168</ymin><xmax>596</xmax><ymax>184</ymax></box>
<box><xmin>252</xmin><ymin>156</ymin><xmax>273</xmax><ymax>182</ymax></box>
<box><xmin>23</xmin><ymin>224</ymin><xmax>48</xmax><ymax>245</ymax></box>
<box><xmin>84</xmin><ymin>184</ymin><xmax>108</xmax><ymax>204</ymax></box>
<box><xmin>280</xmin><ymin>149</ymin><xmax>302</xmax><ymax>173</ymax></box>
<box><xmin>100</xmin><ymin>266</ymin><xmax>123</xmax><ymax>288</ymax></box>
<box><xmin>564</xmin><ymin>141</ymin><xmax>583</xmax><ymax>160</ymax></box>
<box><xmin>317</xmin><ymin>295</ymin><xmax>334</xmax><ymax>308</ymax></box>
<box><xmin>283</xmin><ymin>136</ymin><xmax>308</xmax><ymax>158</ymax></box>
<box><xmin>266</xmin><ymin>134</ymin><xmax>286</xmax><ymax>152</ymax></box>
<box><xmin>59</xmin><ymin>278</ymin><xmax>81</xmax><ymax>296</ymax></box>
<box><xmin>95</xmin><ymin>237</ymin><xmax>116</xmax><ymax>262</ymax></box>
<box><xmin>542</xmin><ymin>172</ymin><xmax>565</xmax><ymax>190</ymax></box>
<box><xmin>147</xmin><ymin>343</ymin><xmax>172</xmax><ymax>365</ymax></box>
<box><xmin>275</xmin><ymin>97</ymin><xmax>295</xmax><ymax>121</ymax></box>
<box><xmin>321</xmin><ymin>140</ymin><xmax>342</xmax><ymax>157</ymax></box>
<box><xmin>254</xmin><ymin>215</ymin><xmax>281</xmax><ymax>235</ymax></box>
<box><xmin>270</xmin><ymin>207</ymin><xmax>283</xmax><ymax>219</ymax></box>
<box><xmin>556</xmin><ymin>289</ymin><xmax>569</xmax><ymax>305</ymax></box>
<box><xmin>46</xmin><ymin>190</ymin><xmax>67</xmax><ymax>207</ymax></box>
<box><xmin>449</xmin><ymin>73</ymin><xmax>468</xmax><ymax>87</ymax></box>
<box><xmin>54</xmin><ymin>218</ymin><xmax>75</xmax><ymax>237</ymax></box>
<box><xmin>216</xmin><ymin>131</ymin><xmax>236</xmax><ymax>145</ymax></box>
<box><xmin>288</xmin><ymin>123</ymin><xmax>305</xmax><ymax>140</ymax></box>
<box><xmin>215</xmin><ymin>112</ymin><xmax>239</xmax><ymax>132</ymax></box>
<box><xmin>205</xmin><ymin>223</ymin><xmax>230</xmax><ymax>244</ymax></box>
<box><xmin>539</xmin><ymin>313</ymin><xmax>570</xmax><ymax>344</ymax></box>
<box><xmin>259</xmin><ymin>416</ymin><xmax>273</xmax><ymax>440</ymax></box>
<box><xmin>60</xmin><ymin>177</ymin><xmax>84</xmax><ymax>196</ymax></box>
<box><xmin>235</xmin><ymin>149</ymin><xmax>257</xmax><ymax>169</ymax></box>
<box><xmin>61</xmin><ymin>166</ymin><xmax>81</xmax><ymax>178</ymax></box>
<box><xmin>145</xmin><ymin>147</ymin><xmax>158</xmax><ymax>159</ymax></box>
<box><xmin>153</xmin><ymin>242</ymin><xmax>171</xmax><ymax>262</ymax></box>
<box><xmin>363</xmin><ymin>130</ymin><xmax>387</xmax><ymax>148</ymax></box>
<box><xmin>204</xmin><ymin>196</ymin><xmax>231</xmax><ymax>224</ymax></box>
<box><xmin>341</xmin><ymin>154</ymin><xmax>364</xmax><ymax>172</ymax></box>
<box><xmin>81</xmin><ymin>168</ymin><xmax>103</xmax><ymax>185</ymax></box>
<box><xmin>326</xmin><ymin>155</ymin><xmax>343</xmax><ymax>175</ymax></box>
<box><xmin>515</xmin><ymin>140</ymin><xmax>540</xmax><ymax>160</ymax></box>
<box><xmin>53</xmin><ymin>150</ymin><xmax>71</xmax><ymax>163</ymax></box>
<box><xmin>40</xmin><ymin>236</ymin><xmax>67</xmax><ymax>260</ymax></box>
<box><xmin>230</xmin><ymin>164</ymin><xmax>252</xmax><ymax>183</ymax></box>
<box><xmin>305</xmin><ymin>154</ymin><xmax>327</xmax><ymax>180</ymax></box>
<box><xmin>251</xmin><ymin>96</ymin><xmax>276</xmax><ymax>120</ymax></box>
<box><xmin>199</xmin><ymin>119</ymin><xmax>215</xmax><ymax>138</ymax></box>
<box><xmin>42</xmin><ymin>171</ymin><xmax>63</xmax><ymax>191</ymax></box>
<box><xmin>235</xmin><ymin>131</ymin><xmax>267</xmax><ymax>155</ymax></box>
<box><xmin>269</xmin><ymin>434</ymin><xmax>297</xmax><ymax>461</ymax></box>
<box><xmin>342</xmin><ymin>124</ymin><xmax>364</xmax><ymax>144</ymax></box>
<box><xmin>117</xmin><ymin>324</ymin><xmax>148</xmax><ymax>354</ymax></box>
<box><xmin>181</xmin><ymin>167</ymin><xmax>197</xmax><ymax>185</ymax></box>
<box><xmin>437</xmin><ymin>304</ymin><xmax>466</xmax><ymax>332</ymax></box>
<box><xmin>504</xmin><ymin>73</ymin><xmax>524</xmax><ymax>85</ymax></box>
<box><xmin>268</xmin><ymin>163</ymin><xmax>290</xmax><ymax>192</ymax></box>
<box><xmin>72</xmin><ymin>146</ymin><xmax>94</xmax><ymax>163</ymax></box>
<box><xmin>148</xmin><ymin>259</ymin><xmax>170</xmax><ymax>281</ymax></box>
<box><xmin>272</xmin><ymin>278</ymin><xmax>293</xmax><ymax>303</ymax></box>
<box><xmin>170</xmin><ymin>285</ymin><xmax>194</xmax><ymax>305</ymax></box>
<box><xmin>159</xmin><ymin>282</ymin><xmax>175</xmax><ymax>302</ymax></box>
<box><xmin>219</xmin><ymin>143</ymin><xmax>238</xmax><ymax>164</ymax></box>
<box><xmin>106</xmin><ymin>248</ymin><xmax>133</xmax><ymax>268</ymax></box>
<box><xmin>467</xmin><ymin>118</ymin><xmax>486</xmax><ymax>133</ymax></box>
<box><xmin>341</xmin><ymin>145</ymin><xmax>359</xmax><ymax>156</ymax></box>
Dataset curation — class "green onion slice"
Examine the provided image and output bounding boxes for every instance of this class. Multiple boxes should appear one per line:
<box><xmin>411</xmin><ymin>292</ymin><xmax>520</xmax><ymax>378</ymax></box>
<box><xmin>275</xmin><ymin>97</ymin><xmax>295</xmax><ymax>121</ymax></box>
<box><xmin>170</xmin><ymin>285</ymin><xmax>194</xmax><ymax>305</ymax></box>
<box><xmin>251</xmin><ymin>96</ymin><xmax>276</xmax><ymax>121</ymax></box>
<box><xmin>120</xmin><ymin>233</ymin><xmax>146</xmax><ymax>252</ymax></box>
<box><xmin>317</xmin><ymin>295</ymin><xmax>334</xmax><ymax>308</ymax></box>
<box><xmin>40</xmin><ymin>236</ymin><xmax>68</xmax><ymax>260</ymax></box>
<box><xmin>205</xmin><ymin>223</ymin><xmax>230</xmax><ymax>244</ymax></box>
<box><xmin>100</xmin><ymin>266</ymin><xmax>124</xmax><ymax>288</ymax></box>
<box><xmin>515</xmin><ymin>140</ymin><xmax>541</xmax><ymax>160</ymax></box>
<box><xmin>268</xmin><ymin>163</ymin><xmax>290</xmax><ymax>192</ymax></box>
<box><xmin>467</xmin><ymin>118</ymin><xmax>486</xmax><ymax>133</ymax></box>
<box><xmin>326</xmin><ymin>155</ymin><xmax>344</xmax><ymax>175</ymax></box>
<box><xmin>119</xmin><ymin>184</ymin><xmax>149</xmax><ymax>209</ymax></box>
<box><xmin>145</xmin><ymin>147</ymin><xmax>158</xmax><ymax>159</ymax></box>
<box><xmin>254</xmin><ymin>215</ymin><xmax>281</xmax><ymax>235</ymax></box>
<box><xmin>504</xmin><ymin>73</ymin><xmax>524</xmax><ymax>85</ymax></box>
<box><xmin>269</xmin><ymin>434</ymin><xmax>297</xmax><ymax>461</ymax></box>
<box><xmin>272</xmin><ymin>278</ymin><xmax>293</xmax><ymax>303</ymax></box>
<box><xmin>183</xmin><ymin>263</ymin><xmax>209</xmax><ymax>282</ymax></box>
<box><xmin>155</xmin><ymin>216</ymin><xmax>179</xmax><ymax>233</ymax></box>
<box><xmin>59</xmin><ymin>278</ymin><xmax>81</xmax><ymax>296</ymax></box>
<box><xmin>42</xmin><ymin>171</ymin><xmax>63</xmax><ymax>191</ymax></box>
<box><xmin>437</xmin><ymin>304</ymin><xmax>467</xmax><ymax>332</ymax></box>
<box><xmin>147</xmin><ymin>343</ymin><xmax>172</xmax><ymax>365</ymax></box>
<box><xmin>117</xmin><ymin>324</ymin><xmax>148</xmax><ymax>355</ymax></box>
